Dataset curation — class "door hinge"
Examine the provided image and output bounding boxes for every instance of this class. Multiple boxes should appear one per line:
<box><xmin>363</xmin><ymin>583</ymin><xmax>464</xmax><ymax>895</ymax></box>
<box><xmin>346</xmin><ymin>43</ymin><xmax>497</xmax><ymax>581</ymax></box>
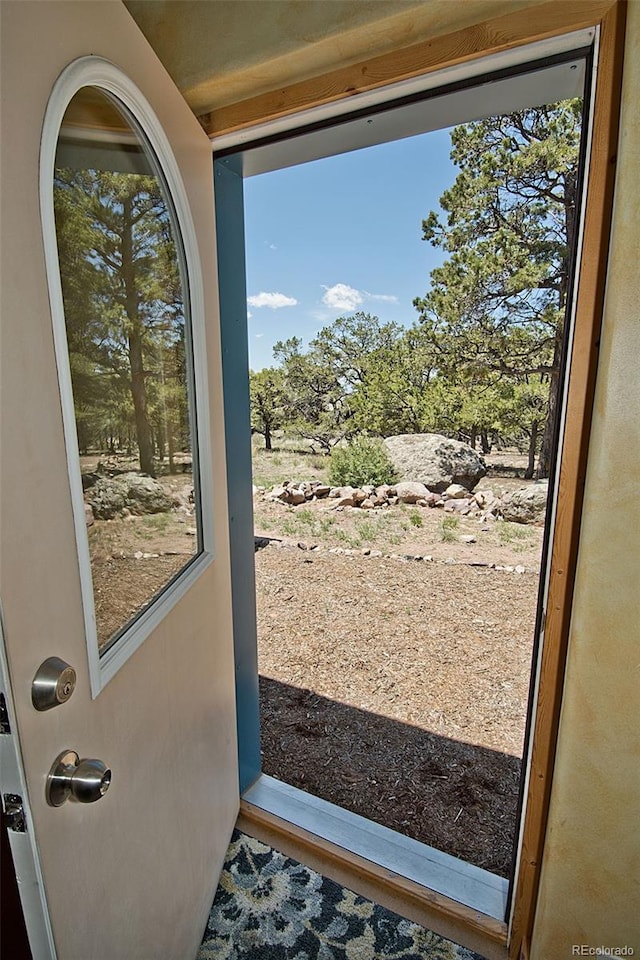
<box><xmin>0</xmin><ymin>692</ymin><xmax>10</xmax><ymax>733</ymax></box>
<box><xmin>3</xmin><ymin>794</ymin><xmax>26</xmax><ymax>833</ymax></box>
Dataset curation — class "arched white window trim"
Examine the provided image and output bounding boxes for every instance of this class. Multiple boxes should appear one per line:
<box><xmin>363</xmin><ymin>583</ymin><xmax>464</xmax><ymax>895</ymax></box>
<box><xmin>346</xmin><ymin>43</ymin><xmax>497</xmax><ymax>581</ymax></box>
<box><xmin>39</xmin><ymin>56</ymin><xmax>215</xmax><ymax>697</ymax></box>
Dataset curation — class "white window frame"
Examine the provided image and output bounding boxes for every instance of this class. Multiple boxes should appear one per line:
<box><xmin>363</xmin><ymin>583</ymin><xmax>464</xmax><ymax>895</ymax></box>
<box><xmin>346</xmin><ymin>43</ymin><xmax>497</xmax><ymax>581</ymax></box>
<box><xmin>39</xmin><ymin>57</ymin><xmax>215</xmax><ymax>696</ymax></box>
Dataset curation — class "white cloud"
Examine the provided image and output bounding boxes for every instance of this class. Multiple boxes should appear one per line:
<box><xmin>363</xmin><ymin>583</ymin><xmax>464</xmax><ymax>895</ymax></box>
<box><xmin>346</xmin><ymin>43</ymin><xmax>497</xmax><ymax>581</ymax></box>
<box><xmin>255</xmin><ymin>333</ymin><xmax>264</xmax><ymax>338</ymax></box>
<box><xmin>247</xmin><ymin>291</ymin><xmax>298</xmax><ymax>310</ymax></box>
<box><xmin>309</xmin><ymin>308</ymin><xmax>332</xmax><ymax>323</ymax></box>
<box><xmin>247</xmin><ymin>311</ymin><xmax>253</xmax><ymax>319</ymax></box>
<box><xmin>322</xmin><ymin>283</ymin><xmax>364</xmax><ymax>312</ymax></box>
<box><xmin>365</xmin><ymin>291</ymin><xmax>398</xmax><ymax>303</ymax></box>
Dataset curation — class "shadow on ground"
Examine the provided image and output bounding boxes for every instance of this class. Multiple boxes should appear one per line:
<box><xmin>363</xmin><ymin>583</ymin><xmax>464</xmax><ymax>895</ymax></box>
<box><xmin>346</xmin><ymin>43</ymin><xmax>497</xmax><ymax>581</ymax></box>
<box><xmin>259</xmin><ymin>676</ymin><xmax>521</xmax><ymax>878</ymax></box>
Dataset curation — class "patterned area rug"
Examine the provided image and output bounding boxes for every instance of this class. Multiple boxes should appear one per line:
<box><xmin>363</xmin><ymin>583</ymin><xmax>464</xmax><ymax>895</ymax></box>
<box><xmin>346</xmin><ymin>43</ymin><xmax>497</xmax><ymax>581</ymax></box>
<box><xmin>198</xmin><ymin>831</ymin><xmax>487</xmax><ymax>960</ymax></box>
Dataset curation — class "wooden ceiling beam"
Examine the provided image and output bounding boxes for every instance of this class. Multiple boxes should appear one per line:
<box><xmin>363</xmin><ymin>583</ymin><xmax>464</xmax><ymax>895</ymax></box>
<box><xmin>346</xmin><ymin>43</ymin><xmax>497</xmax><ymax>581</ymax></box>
<box><xmin>200</xmin><ymin>0</ymin><xmax>617</xmax><ymax>139</ymax></box>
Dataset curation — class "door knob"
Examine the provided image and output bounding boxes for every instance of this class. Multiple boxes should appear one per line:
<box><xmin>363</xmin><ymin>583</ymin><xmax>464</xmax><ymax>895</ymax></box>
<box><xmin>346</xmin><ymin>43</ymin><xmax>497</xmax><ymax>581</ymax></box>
<box><xmin>46</xmin><ymin>750</ymin><xmax>111</xmax><ymax>807</ymax></box>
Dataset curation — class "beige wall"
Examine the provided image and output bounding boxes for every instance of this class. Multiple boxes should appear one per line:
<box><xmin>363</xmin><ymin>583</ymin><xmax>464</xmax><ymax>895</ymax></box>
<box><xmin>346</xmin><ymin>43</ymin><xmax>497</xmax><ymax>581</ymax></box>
<box><xmin>531</xmin><ymin>4</ymin><xmax>640</xmax><ymax>955</ymax></box>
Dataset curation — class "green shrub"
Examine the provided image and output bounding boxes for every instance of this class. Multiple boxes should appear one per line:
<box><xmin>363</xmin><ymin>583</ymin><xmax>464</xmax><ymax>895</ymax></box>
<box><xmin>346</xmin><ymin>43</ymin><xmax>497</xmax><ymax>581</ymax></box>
<box><xmin>440</xmin><ymin>516</ymin><xmax>459</xmax><ymax>542</ymax></box>
<box><xmin>328</xmin><ymin>436</ymin><xmax>397</xmax><ymax>488</ymax></box>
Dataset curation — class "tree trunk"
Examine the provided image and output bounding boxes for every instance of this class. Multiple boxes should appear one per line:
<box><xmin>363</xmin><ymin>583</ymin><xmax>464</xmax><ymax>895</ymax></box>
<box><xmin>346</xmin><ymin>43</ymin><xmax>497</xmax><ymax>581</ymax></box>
<box><xmin>168</xmin><ymin>426</ymin><xmax>175</xmax><ymax>473</ymax></box>
<box><xmin>525</xmin><ymin>419</ymin><xmax>539</xmax><ymax>480</ymax></box>
<box><xmin>264</xmin><ymin>421</ymin><xmax>272</xmax><ymax>451</ymax></box>
<box><xmin>480</xmin><ymin>429</ymin><xmax>491</xmax><ymax>454</ymax></box>
<box><xmin>537</xmin><ymin>171</ymin><xmax>577</xmax><ymax>479</ymax></box>
<box><xmin>122</xmin><ymin>194</ymin><xmax>155</xmax><ymax>477</ymax></box>
<box><xmin>156</xmin><ymin>423</ymin><xmax>165</xmax><ymax>461</ymax></box>
<box><xmin>536</xmin><ymin>301</ymin><xmax>565</xmax><ymax>478</ymax></box>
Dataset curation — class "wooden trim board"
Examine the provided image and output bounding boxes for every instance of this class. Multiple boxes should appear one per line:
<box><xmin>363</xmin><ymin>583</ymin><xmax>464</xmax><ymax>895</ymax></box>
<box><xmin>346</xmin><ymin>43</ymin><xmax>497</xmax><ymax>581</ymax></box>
<box><xmin>507</xmin><ymin>2</ymin><xmax>626</xmax><ymax>955</ymax></box>
<box><xmin>202</xmin><ymin>1</ymin><xmax>618</xmax><ymax>138</ymax></box>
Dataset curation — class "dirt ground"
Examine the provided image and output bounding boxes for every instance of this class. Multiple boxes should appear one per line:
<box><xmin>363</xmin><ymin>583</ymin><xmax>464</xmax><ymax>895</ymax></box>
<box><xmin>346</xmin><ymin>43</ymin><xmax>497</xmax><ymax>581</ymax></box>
<box><xmin>256</xmin><ymin>543</ymin><xmax>539</xmax><ymax>877</ymax></box>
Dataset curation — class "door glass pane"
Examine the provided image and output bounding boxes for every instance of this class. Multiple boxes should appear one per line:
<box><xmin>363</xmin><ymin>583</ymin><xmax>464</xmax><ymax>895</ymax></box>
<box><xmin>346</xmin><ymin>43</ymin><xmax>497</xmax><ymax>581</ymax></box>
<box><xmin>53</xmin><ymin>86</ymin><xmax>202</xmax><ymax>654</ymax></box>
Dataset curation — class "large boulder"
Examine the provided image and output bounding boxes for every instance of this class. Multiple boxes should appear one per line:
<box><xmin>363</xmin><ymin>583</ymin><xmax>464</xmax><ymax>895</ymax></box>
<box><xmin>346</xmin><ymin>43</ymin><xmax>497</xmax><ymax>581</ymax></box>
<box><xmin>86</xmin><ymin>478</ymin><xmax>128</xmax><ymax>519</ymax></box>
<box><xmin>85</xmin><ymin>473</ymin><xmax>171</xmax><ymax>519</ymax></box>
<box><xmin>500</xmin><ymin>482</ymin><xmax>549</xmax><ymax>524</ymax></box>
<box><xmin>383</xmin><ymin>434</ymin><xmax>486</xmax><ymax>492</ymax></box>
<box><xmin>119</xmin><ymin>473</ymin><xmax>172</xmax><ymax>514</ymax></box>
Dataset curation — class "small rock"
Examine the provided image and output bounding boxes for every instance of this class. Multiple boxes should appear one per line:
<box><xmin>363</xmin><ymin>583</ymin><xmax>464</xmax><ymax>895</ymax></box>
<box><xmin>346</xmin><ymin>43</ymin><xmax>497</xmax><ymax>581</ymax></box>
<box><xmin>474</xmin><ymin>489</ymin><xmax>496</xmax><ymax>509</ymax></box>
<box><xmin>186</xmin><ymin>527</ymin><xmax>197</xmax><ymax>536</ymax></box>
<box><xmin>460</xmin><ymin>534</ymin><xmax>477</xmax><ymax>543</ymax></box>
<box><xmin>314</xmin><ymin>485</ymin><xmax>331</xmax><ymax>498</ymax></box>
<box><xmin>500</xmin><ymin>482</ymin><xmax>549</xmax><ymax>524</ymax></box>
<box><xmin>330</xmin><ymin>485</ymin><xmax>355</xmax><ymax>499</ymax></box>
<box><xmin>444</xmin><ymin>498</ymin><xmax>472</xmax><ymax>514</ymax></box>
<box><xmin>360</xmin><ymin>498</ymin><xmax>375</xmax><ymax>509</ymax></box>
<box><xmin>515</xmin><ymin>564</ymin><xmax>526</xmax><ymax>574</ymax></box>
<box><xmin>444</xmin><ymin>483</ymin><xmax>468</xmax><ymax>499</ymax></box>
<box><xmin>395</xmin><ymin>481</ymin><xmax>430</xmax><ymax>504</ymax></box>
<box><xmin>84</xmin><ymin>503</ymin><xmax>95</xmax><ymax>527</ymax></box>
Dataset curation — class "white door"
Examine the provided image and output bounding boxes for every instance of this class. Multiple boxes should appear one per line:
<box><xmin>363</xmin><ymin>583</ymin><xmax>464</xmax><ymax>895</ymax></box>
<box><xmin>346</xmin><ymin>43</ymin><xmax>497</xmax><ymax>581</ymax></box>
<box><xmin>0</xmin><ymin>3</ymin><xmax>238</xmax><ymax>958</ymax></box>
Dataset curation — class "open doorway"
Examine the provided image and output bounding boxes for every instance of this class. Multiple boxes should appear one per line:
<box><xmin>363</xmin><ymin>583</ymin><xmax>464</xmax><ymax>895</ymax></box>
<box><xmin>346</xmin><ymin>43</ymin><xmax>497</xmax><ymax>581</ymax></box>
<box><xmin>243</xmin><ymin>92</ymin><xmax>584</xmax><ymax>877</ymax></box>
<box><xmin>216</xmin><ymin>33</ymin><xmax>596</xmax><ymax>936</ymax></box>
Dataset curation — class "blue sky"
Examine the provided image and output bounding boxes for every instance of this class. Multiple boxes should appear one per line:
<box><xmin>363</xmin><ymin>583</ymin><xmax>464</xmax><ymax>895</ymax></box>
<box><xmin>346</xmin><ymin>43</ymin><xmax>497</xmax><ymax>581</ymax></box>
<box><xmin>243</xmin><ymin>127</ymin><xmax>457</xmax><ymax>371</ymax></box>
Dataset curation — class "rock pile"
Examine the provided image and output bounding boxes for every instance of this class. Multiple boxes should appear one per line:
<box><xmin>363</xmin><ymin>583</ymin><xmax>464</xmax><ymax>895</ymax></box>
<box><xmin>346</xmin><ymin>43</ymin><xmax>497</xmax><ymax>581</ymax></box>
<box><xmin>256</xmin><ymin>534</ymin><xmax>531</xmax><ymax>573</ymax></box>
<box><xmin>258</xmin><ymin>478</ymin><xmax>549</xmax><ymax>524</ymax></box>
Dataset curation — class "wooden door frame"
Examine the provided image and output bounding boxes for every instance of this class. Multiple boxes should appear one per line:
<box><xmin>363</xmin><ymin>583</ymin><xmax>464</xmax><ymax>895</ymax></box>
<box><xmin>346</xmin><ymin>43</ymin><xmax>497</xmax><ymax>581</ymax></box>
<box><xmin>205</xmin><ymin>3</ymin><xmax>626</xmax><ymax>957</ymax></box>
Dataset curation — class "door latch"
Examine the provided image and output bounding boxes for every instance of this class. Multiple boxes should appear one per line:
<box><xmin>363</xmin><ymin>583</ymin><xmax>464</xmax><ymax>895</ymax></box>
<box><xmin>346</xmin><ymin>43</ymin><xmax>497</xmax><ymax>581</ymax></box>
<box><xmin>3</xmin><ymin>794</ymin><xmax>26</xmax><ymax>833</ymax></box>
<box><xmin>0</xmin><ymin>692</ymin><xmax>10</xmax><ymax>733</ymax></box>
